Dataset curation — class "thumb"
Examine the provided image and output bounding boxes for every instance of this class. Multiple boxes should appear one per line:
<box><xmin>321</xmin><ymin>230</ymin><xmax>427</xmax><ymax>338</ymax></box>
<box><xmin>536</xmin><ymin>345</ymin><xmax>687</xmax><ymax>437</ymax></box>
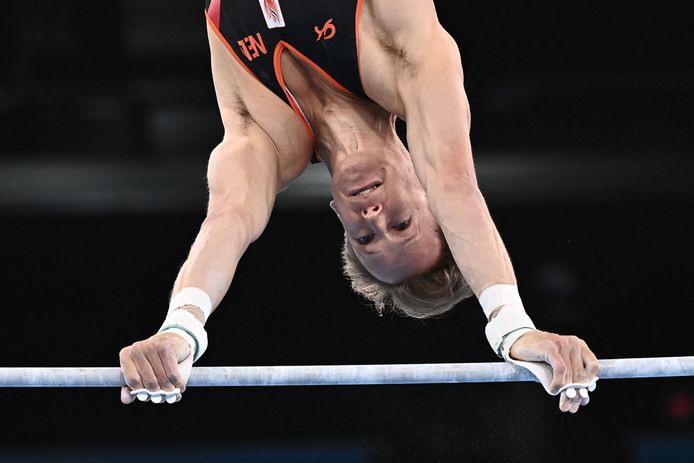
<box><xmin>169</xmin><ymin>332</ymin><xmax>194</xmax><ymax>385</ymax></box>
<box><xmin>121</xmin><ymin>386</ymin><xmax>137</xmax><ymax>404</ymax></box>
<box><xmin>154</xmin><ymin>331</ymin><xmax>194</xmax><ymax>392</ymax></box>
<box><xmin>178</xmin><ymin>351</ymin><xmax>194</xmax><ymax>386</ymax></box>
<box><xmin>508</xmin><ymin>330</ymin><xmax>545</xmax><ymax>362</ymax></box>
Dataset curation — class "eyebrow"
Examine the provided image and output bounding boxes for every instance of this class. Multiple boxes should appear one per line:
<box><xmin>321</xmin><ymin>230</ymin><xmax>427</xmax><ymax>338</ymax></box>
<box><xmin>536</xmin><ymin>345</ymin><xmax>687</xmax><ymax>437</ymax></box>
<box><xmin>360</xmin><ymin>227</ymin><xmax>419</xmax><ymax>256</ymax></box>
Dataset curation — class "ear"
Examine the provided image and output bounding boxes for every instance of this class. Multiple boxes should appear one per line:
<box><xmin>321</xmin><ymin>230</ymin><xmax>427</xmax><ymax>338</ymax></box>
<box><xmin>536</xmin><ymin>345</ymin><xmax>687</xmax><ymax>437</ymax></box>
<box><xmin>329</xmin><ymin>200</ymin><xmax>339</xmax><ymax>216</ymax></box>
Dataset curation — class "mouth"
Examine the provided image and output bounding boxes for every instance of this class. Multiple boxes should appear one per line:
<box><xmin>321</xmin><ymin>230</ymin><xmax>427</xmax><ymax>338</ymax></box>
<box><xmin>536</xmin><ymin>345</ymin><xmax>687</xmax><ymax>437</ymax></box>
<box><xmin>349</xmin><ymin>182</ymin><xmax>382</xmax><ymax>197</ymax></box>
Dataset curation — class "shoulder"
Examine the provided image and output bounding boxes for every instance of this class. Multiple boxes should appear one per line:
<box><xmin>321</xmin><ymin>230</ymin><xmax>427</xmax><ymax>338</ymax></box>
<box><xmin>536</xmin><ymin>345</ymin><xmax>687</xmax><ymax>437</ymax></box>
<box><xmin>358</xmin><ymin>0</ymin><xmax>461</xmax><ymax>115</ymax></box>
<box><xmin>206</xmin><ymin>21</ymin><xmax>312</xmax><ymax>186</ymax></box>
<box><xmin>361</xmin><ymin>0</ymin><xmax>444</xmax><ymax>55</ymax></box>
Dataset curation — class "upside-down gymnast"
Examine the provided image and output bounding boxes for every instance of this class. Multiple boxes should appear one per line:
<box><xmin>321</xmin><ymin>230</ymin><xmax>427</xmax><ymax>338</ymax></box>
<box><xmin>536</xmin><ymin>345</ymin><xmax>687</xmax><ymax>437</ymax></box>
<box><xmin>119</xmin><ymin>0</ymin><xmax>599</xmax><ymax>413</ymax></box>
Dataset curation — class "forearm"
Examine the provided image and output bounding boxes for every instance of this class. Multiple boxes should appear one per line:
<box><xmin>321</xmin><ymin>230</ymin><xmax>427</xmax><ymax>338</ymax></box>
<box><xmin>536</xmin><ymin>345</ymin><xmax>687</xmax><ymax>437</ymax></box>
<box><xmin>169</xmin><ymin>129</ymin><xmax>279</xmax><ymax>316</ymax></box>
<box><xmin>403</xmin><ymin>69</ymin><xmax>515</xmax><ymax>293</ymax></box>
<box><xmin>428</xmin><ymin>181</ymin><xmax>516</xmax><ymax>297</ymax></box>
<box><xmin>406</xmin><ymin>110</ymin><xmax>516</xmax><ymax>296</ymax></box>
<box><xmin>171</xmin><ymin>210</ymin><xmax>257</xmax><ymax>314</ymax></box>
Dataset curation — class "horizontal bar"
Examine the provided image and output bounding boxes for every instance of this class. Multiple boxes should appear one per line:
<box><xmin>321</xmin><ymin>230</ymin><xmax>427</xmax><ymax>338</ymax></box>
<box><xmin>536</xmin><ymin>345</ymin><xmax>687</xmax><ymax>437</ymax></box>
<box><xmin>0</xmin><ymin>356</ymin><xmax>692</xmax><ymax>388</ymax></box>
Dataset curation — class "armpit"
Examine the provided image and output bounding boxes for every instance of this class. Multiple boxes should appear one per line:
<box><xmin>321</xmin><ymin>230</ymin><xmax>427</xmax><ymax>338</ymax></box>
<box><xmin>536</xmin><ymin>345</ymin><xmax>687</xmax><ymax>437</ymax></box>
<box><xmin>375</xmin><ymin>35</ymin><xmax>419</xmax><ymax>77</ymax></box>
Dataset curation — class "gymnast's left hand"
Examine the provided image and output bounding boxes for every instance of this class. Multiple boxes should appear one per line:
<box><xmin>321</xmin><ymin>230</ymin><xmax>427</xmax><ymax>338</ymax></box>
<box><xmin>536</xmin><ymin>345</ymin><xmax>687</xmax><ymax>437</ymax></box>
<box><xmin>509</xmin><ymin>331</ymin><xmax>599</xmax><ymax>413</ymax></box>
<box><xmin>119</xmin><ymin>332</ymin><xmax>193</xmax><ymax>404</ymax></box>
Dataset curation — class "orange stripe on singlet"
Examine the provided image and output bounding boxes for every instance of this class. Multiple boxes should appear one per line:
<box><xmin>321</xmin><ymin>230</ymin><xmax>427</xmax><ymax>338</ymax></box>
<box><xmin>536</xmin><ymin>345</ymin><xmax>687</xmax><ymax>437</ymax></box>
<box><xmin>273</xmin><ymin>42</ymin><xmax>319</xmax><ymax>155</ymax></box>
<box><xmin>207</xmin><ymin>0</ymin><xmax>221</xmax><ymax>28</ymax></box>
<box><xmin>274</xmin><ymin>41</ymin><xmax>365</xmax><ymax>161</ymax></box>
<box><xmin>354</xmin><ymin>0</ymin><xmax>366</xmax><ymax>96</ymax></box>
<box><xmin>205</xmin><ymin>11</ymin><xmax>259</xmax><ymax>82</ymax></box>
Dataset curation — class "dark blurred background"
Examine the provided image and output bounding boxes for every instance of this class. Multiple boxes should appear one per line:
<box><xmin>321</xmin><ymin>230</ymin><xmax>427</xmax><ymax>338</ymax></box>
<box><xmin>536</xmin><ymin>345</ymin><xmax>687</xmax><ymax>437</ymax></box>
<box><xmin>1</xmin><ymin>1</ymin><xmax>693</xmax><ymax>462</ymax></box>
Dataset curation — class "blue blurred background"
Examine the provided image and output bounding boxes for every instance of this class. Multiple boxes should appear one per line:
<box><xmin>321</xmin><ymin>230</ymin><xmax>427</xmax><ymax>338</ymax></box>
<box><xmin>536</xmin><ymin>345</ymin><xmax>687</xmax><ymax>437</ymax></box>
<box><xmin>1</xmin><ymin>1</ymin><xmax>693</xmax><ymax>462</ymax></box>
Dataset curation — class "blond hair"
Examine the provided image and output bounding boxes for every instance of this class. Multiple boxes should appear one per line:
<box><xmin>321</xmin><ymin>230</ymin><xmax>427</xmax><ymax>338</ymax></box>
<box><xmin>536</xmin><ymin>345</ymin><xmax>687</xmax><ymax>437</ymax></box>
<box><xmin>341</xmin><ymin>236</ymin><xmax>473</xmax><ymax>319</ymax></box>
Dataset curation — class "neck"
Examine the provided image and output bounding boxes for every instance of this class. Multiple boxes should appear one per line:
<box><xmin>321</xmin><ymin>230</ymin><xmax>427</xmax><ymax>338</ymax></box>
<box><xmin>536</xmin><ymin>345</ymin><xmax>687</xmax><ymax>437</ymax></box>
<box><xmin>312</xmin><ymin>98</ymin><xmax>402</xmax><ymax>175</ymax></box>
<box><xmin>277</xmin><ymin>49</ymin><xmax>404</xmax><ymax>172</ymax></box>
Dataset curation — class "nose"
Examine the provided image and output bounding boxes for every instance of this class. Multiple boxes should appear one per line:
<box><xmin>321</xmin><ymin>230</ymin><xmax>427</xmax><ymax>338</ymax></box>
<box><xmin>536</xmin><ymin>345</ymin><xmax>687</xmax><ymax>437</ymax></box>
<box><xmin>361</xmin><ymin>203</ymin><xmax>382</xmax><ymax>219</ymax></box>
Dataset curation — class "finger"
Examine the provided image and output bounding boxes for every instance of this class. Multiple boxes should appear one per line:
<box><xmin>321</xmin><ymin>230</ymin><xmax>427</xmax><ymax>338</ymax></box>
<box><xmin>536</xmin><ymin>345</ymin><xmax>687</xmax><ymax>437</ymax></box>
<box><xmin>119</xmin><ymin>347</ymin><xmax>143</xmax><ymax>391</ymax></box>
<box><xmin>559</xmin><ymin>391</ymin><xmax>571</xmax><ymax>413</ymax></box>
<box><xmin>570</xmin><ymin>342</ymin><xmax>588</xmax><ymax>384</ymax></box>
<box><xmin>176</xmin><ymin>352</ymin><xmax>194</xmax><ymax>395</ymax></box>
<box><xmin>559</xmin><ymin>388</ymin><xmax>581</xmax><ymax>413</ymax></box>
<box><xmin>145</xmin><ymin>348</ymin><xmax>175</xmax><ymax>392</ymax></box>
<box><xmin>159</xmin><ymin>345</ymin><xmax>186</xmax><ymax>392</ymax></box>
<box><xmin>120</xmin><ymin>386</ymin><xmax>136</xmax><ymax>404</ymax></box>
<box><xmin>162</xmin><ymin>390</ymin><xmax>183</xmax><ymax>404</ymax></box>
<box><xmin>568</xmin><ymin>344</ymin><xmax>586</xmax><ymax>410</ymax></box>
<box><xmin>579</xmin><ymin>387</ymin><xmax>590</xmax><ymax>406</ymax></box>
<box><xmin>544</xmin><ymin>346</ymin><xmax>571</xmax><ymax>394</ymax></box>
<box><xmin>127</xmin><ymin>388</ymin><xmax>151</xmax><ymax>402</ymax></box>
<box><xmin>567</xmin><ymin>387</ymin><xmax>581</xmax><ymax>413</ymax></box>
<box><xmin>565</xmin><ymin>387</ymin><xmax>577</xmax><ymax>399</ymax></box>
<box><xmin>581</xmin><ymin>342</ymin><xmax>600</xmax><ymax>380</ymax></box>
<box><xmin>561</xmin><ymin>345</ymin><xmax>574</xmax><ymax>387</ymax></box>
<box><xmin>130</xmin><ymin>342</ymin><xmax>160</xmax><ymax>393</ymax></box>
<box><xmin>578</xmin><ymin>340</ymin><xmax>598</xmax><ymax>407</ymax></box>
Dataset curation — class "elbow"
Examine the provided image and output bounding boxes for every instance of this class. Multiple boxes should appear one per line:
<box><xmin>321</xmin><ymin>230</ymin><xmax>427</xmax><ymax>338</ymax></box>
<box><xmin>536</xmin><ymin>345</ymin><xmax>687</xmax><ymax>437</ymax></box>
<box><xmin>427</xmin><ymin>174</ymin><xmax>486</xmax><ymax>220</ymax></box>
<box><xmin>430</xmin><ymin>168</ymin><xmax>481</xmax><ymax>199</ymax></box>
<box><xmin>201</xmin><ymin>204</ymin><xmax>266</xmax><ymax>247</ymax></box>
<box><xmin>437</xmin><ymin>169</ymin><xmax>479</xmax><ymax>193</ymax></box>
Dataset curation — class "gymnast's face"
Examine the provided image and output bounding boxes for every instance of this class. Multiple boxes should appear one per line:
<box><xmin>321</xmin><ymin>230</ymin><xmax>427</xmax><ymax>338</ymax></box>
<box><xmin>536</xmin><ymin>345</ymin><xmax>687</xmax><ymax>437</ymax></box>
<box><xmin>330</xmin><ymin>152</ymin><xmax>444</xmax><ymax>284</ymax></box>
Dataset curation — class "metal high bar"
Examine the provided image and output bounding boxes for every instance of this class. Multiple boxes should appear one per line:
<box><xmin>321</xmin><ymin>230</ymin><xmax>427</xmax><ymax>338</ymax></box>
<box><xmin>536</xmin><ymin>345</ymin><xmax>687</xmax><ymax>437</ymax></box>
<box><xmin>0</xmin><ymin>357</ymin><xmax>692</xmax><ymax>388</ymax></box>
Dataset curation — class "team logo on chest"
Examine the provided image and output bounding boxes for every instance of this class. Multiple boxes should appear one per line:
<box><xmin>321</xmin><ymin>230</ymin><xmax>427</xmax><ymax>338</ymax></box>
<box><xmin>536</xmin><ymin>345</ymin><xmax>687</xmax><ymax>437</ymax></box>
<box><xmin>258</xmin><ymin>0</ymin><xmax>286</xmax><ymax>29</ymax></box>
<box><xmin>314</xmin><ymin>18</ymin><xmax>336</xmax><ymax>41</ymax></box>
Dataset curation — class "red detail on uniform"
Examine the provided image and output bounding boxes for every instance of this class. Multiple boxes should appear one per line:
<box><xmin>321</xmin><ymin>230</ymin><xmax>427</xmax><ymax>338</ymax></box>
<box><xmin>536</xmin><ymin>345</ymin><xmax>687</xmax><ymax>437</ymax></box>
<box><xmin>237</xmin><ymin>34</ymin><xmax>268</xmax><ymax>61</ymax></box>
<box><xmin>264</xmin><ymin>0</ymin><xmax>281</xmax><ymax>22</ymax></box>
<box><xmin>207</xmin><ymin>0</ymin><xmax>221</xmax><ymax>28</ymax></box>
<box><xmin>314</xmin><ymin>18</ymin><xmax>336</xmax><ymax>41</ymax></box>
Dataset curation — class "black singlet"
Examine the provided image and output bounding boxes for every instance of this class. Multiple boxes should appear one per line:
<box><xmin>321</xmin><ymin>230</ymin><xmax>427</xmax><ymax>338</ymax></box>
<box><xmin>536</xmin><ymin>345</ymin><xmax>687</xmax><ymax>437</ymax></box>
<box><xmin>205</xmin><ymin>0</ymin><xmax>368</xmax><ymax>160</ymax></box>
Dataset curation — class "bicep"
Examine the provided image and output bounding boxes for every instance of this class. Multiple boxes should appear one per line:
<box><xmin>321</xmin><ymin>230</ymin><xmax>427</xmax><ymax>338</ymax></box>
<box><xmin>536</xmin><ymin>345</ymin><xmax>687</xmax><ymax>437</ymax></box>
<box><xmin>206</xmin><ymin>130</ymin><xmax>280</xmax><ymax>243</ymax></box>
<box><xmin>204</xmin><ymin>22</ymin><xmax>282</xmax><ymax>241</ymax></box>
<box><xmin>394</xmin><ymin>24</ymin><xmax>477</xmax><ymax>193</ymax></box>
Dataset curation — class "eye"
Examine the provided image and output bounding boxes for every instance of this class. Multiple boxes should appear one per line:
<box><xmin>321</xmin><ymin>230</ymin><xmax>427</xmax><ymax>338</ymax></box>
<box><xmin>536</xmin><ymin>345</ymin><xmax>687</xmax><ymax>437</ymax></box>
<box><xmin>393</xmin><ymin>218</ymin><xmax>411</xmax><ymax>231</ymax></box>
<box><xmin>356</xmin><ymin>234</ymin><xmax>374</xmax><ymax>245</ymax></box>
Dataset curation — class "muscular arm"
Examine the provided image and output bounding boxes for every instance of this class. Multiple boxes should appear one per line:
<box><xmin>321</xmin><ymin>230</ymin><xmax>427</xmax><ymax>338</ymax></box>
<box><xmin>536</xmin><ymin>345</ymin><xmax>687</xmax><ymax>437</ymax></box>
<box><xmin>370</xmin><ymin>0</ymin><xmax>515</xmax><ymax>296</ymax></box>
<box><xmin>118</xmin><ymin>22</ymin><xmax>286</xmax><ymax>403</ymax></box>
<box><xmin>364</xmin><ymin>1</ymin><xmax>599</xmax><ymax>413</ymax></box>
<box><xmin>172</xmin><ymin>129</ymin><xmax>280</xmax><ymax>316</ymax></box>
<box><xmin>170</xmin><ymin>22</ymin><xmax>285</xmax><ymax>318</ymax></box>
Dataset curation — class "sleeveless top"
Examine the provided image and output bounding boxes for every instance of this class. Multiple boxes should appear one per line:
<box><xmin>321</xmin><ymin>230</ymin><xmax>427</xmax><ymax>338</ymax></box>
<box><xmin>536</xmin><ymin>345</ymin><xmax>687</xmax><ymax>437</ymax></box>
<box><xmin>205</xmin><ymin>0</ymin><xmax>368</xmax><ymax>161</ymax></box>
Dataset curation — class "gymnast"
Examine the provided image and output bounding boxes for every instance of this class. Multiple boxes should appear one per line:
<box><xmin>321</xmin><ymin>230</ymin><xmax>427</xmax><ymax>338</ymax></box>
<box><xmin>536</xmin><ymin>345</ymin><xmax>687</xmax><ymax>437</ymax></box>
<box><xmin>119</xmin><ymin>0</ymin><xmax>599</xmax><ymax>412</ymax></box>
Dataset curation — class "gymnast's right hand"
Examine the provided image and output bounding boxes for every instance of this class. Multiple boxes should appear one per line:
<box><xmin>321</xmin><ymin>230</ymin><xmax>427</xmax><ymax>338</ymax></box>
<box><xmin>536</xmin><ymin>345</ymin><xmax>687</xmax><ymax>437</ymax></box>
<box><xmin>119</xmin><ymin>332</ymin><xmax>193</xmax><ymax>404</ymax></box>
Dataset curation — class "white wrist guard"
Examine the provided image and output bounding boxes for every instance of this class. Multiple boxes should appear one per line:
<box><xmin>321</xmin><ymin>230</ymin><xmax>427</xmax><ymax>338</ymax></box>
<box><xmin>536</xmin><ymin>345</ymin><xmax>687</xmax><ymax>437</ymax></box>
<box><xmin>158</xmin><ymin>309</ymin><xmax>208</xmax><ymax>363</ymax></box>
<box><xmin>168</xmin><ymin>287</ymin><xmax>213</xmax><ymax>322</ymax></box>
<box><xmin>479</xmin><ymin>284</ymin><xmax>536</xmax><ymax>360</ymax></box>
